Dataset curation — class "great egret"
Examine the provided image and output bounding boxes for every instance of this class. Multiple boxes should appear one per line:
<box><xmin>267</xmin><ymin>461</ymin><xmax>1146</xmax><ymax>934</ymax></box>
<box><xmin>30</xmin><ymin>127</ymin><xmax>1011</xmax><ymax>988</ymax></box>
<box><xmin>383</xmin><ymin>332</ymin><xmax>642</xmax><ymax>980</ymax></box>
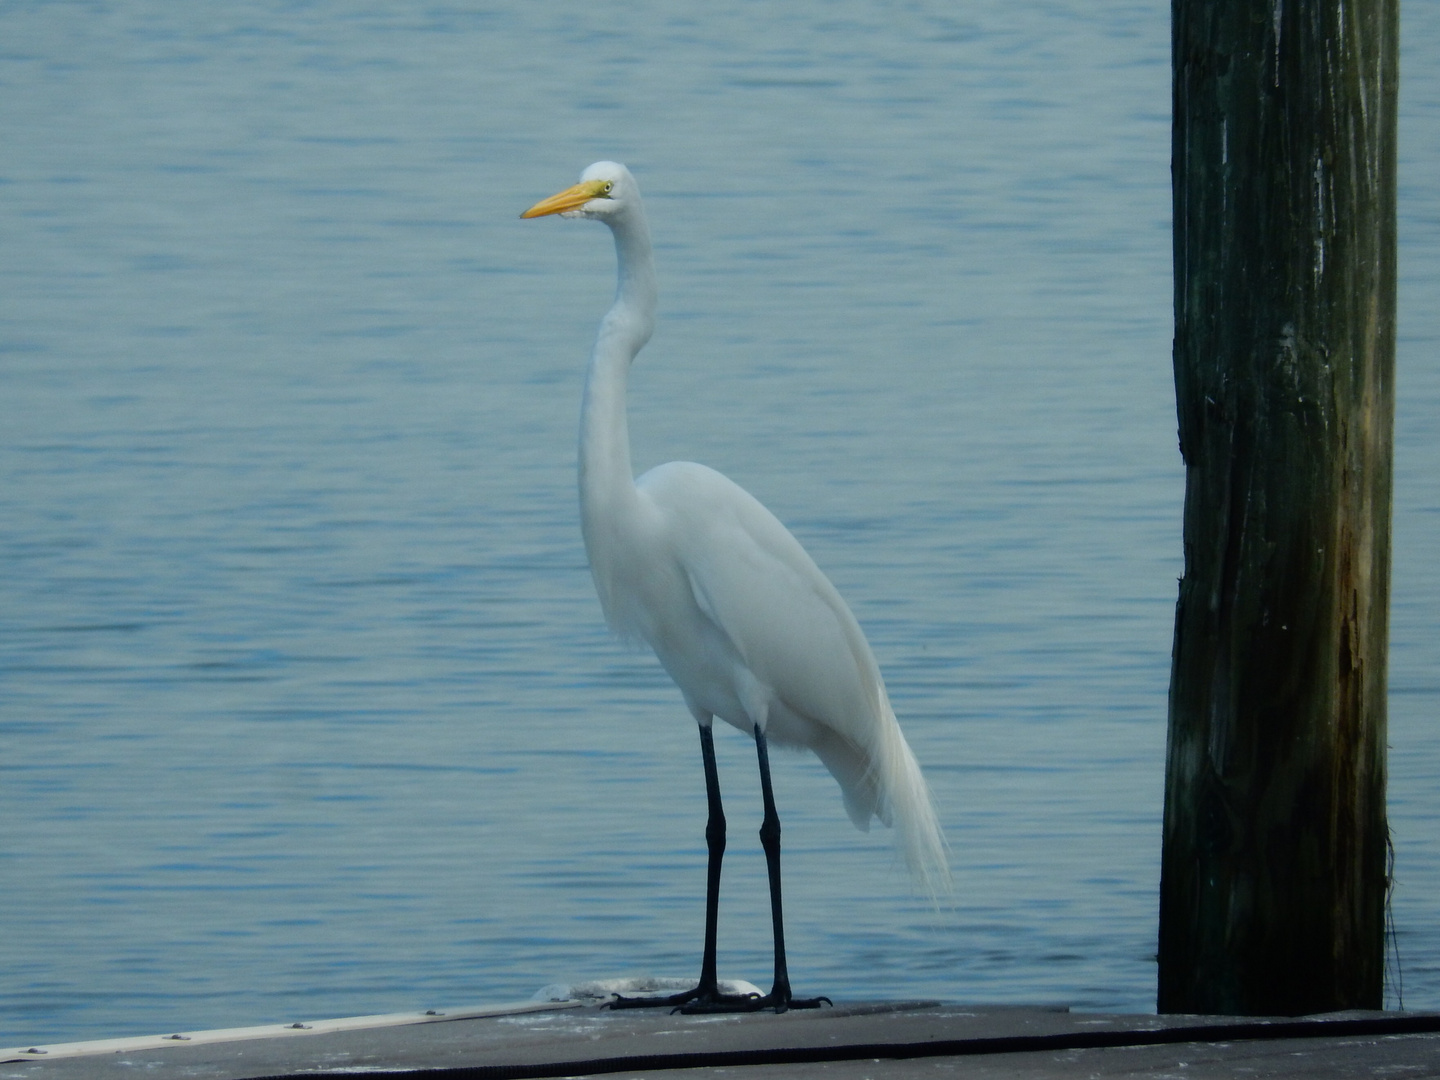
<box><xmin>522</xmin><ymin>162</ymin><xmax>949</xmax><ymax>1013</ymax></box>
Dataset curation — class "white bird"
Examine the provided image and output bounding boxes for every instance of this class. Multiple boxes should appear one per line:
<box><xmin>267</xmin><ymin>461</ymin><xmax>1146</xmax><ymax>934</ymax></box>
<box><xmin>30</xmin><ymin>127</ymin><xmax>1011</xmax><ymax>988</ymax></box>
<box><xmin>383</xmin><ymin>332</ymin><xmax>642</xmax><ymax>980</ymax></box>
<box><xmin>522</xmin><ymin>162</ymin><xmax>949</xmax><ymax>1013</ymax></box>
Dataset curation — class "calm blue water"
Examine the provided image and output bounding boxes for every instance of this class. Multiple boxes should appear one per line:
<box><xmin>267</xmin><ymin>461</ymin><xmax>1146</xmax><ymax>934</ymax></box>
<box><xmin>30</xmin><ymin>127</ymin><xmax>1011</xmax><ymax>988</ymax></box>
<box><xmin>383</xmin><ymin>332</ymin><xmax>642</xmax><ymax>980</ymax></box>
<box><xmin>2</xmin><ymin>1</ymin><xmax>1437</xmax><ymax>1046</ymax></box>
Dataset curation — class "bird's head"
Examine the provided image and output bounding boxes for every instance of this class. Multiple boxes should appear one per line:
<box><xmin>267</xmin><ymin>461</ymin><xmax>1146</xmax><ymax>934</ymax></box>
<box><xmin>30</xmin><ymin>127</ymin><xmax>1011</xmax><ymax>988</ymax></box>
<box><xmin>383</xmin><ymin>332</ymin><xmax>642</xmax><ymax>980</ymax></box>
<box><xmin>521</xmin><ymin>161</ymin><xmax>637</xmax><ymax>224</ymax></box>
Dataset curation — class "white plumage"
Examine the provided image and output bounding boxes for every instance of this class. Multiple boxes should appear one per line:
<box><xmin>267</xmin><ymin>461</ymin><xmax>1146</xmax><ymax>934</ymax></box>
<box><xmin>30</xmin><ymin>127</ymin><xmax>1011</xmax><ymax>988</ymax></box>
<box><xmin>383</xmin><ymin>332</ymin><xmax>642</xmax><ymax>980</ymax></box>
<box><xmin>523</xmin><ymin>161</ymin><xmax>949</xmax><ymax>1011</ymax></box>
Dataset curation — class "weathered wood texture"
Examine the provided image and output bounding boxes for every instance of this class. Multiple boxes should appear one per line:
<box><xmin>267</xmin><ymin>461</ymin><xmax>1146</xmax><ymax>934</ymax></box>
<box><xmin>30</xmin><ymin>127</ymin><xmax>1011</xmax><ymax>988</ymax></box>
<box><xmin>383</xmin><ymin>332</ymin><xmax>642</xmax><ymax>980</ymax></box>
<box><xmin>1159</xmin><ymin>0</ymin><xmax>1397</xmax><ymax>1015</ymax></box>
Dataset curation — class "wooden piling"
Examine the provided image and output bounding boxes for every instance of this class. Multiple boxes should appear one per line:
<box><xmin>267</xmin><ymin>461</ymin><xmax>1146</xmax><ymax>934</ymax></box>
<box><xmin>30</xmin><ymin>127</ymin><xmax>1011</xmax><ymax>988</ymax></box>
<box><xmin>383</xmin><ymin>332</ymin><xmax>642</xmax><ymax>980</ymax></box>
<box><xmin>1158</xmin><ymin>0</ymin><xmax>1397</xmax><ymax>1014</ymax></box>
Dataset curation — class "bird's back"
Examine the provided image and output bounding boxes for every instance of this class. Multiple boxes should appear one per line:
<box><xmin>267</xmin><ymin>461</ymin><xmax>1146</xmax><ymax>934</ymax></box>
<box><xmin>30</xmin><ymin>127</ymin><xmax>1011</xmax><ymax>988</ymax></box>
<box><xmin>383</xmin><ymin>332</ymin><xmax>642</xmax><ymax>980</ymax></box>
<box><xmin>632</xmin><ymin>460</ymin><xmax>950</xmax><ymax>896</ymax></box>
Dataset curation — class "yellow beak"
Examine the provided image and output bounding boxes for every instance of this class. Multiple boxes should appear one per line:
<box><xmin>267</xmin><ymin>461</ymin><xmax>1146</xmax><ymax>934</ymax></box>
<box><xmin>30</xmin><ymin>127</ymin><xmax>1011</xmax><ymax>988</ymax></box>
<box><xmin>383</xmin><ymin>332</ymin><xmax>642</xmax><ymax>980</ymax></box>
<box><xmin>520</xmin><ymin>179</ymin><xmax>611</xmax><ymax>219</ymax></box>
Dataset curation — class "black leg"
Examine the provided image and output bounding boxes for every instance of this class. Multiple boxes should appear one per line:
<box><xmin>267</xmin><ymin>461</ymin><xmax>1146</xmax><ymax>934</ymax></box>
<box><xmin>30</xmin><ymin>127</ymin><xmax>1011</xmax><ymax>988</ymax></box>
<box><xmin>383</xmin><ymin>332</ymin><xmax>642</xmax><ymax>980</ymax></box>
<box><xmin>673</xmin><ymin>726</ymin><xmax>828</xmax><ymax>1013</ymax></box>
<box><xmin>608</xmin><ymin>724</ymin><xmax>758</xmax><ymax>1010</ymax></box>
<box><xmin>697</xmin><ymin>722</ymin><xmax>726</xmax><ymax>994</ymax></box>
<box><xmin>749</xmin><ymin>723</ymin><xmax>829</xmax><ymax>1013</ymax></box>
<box><xmin>608</xmin><ymin>722</ymin><xmax>829</xmax><ymax>1014</ymax></box>
<box><xmin>755</xmin><ymin>723</ymin><xmax>791</xmax><ymax>1004</ymax></box>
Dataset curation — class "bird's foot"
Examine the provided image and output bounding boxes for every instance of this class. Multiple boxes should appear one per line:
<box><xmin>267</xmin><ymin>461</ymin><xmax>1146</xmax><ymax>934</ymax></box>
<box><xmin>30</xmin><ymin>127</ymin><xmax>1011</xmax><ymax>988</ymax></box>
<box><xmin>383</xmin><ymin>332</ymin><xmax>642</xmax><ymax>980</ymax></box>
<box><xmin>606</xmin><ymin>981</ymin><xmax>829</xmax><ymax>1014</ymax></box>
<box><xmin>675</xmin><ymin>988</ymin><xmax>831</xmax><ymax>1015</ymax></box>
<box><xmin>606</xmin><ymin>985</ymin><xmax>709</xmax><ymax>1010</ymax></box>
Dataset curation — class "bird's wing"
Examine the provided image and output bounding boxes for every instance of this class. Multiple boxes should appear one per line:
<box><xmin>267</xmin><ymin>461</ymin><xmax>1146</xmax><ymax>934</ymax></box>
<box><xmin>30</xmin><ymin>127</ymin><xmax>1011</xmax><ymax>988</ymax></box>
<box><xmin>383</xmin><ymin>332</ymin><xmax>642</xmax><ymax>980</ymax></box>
<box><xmin>637</xmin><ymin>462</ymin><xmax>885</xmax><ymax>744</ymax></box>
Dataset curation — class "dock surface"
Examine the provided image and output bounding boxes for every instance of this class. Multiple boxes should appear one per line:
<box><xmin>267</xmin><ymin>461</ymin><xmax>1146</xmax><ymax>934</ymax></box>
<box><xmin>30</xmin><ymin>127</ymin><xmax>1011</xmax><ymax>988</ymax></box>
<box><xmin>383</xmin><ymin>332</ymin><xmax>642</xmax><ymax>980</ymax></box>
<box><xmin>6</xmin><ymin>1000</ymin><xmax>1440</xmax><ymax>1078</ymax></box>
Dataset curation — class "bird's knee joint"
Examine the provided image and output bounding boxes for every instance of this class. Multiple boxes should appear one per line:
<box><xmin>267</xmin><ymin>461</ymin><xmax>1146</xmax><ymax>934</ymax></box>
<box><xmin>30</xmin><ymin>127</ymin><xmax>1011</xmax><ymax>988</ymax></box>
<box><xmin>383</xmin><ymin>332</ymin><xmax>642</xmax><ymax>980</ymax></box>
<box><xmin>706</xmin><ymin>819</ymin><xmax>726</xmax><ymax>850</ymax></box>
<box><xmin>758</xmin><ymin>816</ymin><xmax>781</xmax><ymax>849</ymax></box>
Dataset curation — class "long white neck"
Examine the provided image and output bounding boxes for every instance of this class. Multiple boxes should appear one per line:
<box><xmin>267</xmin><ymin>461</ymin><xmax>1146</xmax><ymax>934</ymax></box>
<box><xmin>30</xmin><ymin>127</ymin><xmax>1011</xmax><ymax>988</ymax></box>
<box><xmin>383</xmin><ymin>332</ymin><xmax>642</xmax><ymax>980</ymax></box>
<box><xmin>579</xmin><ymin>204</ymin><xmax>656</xmax><ymax>621</ymax></box>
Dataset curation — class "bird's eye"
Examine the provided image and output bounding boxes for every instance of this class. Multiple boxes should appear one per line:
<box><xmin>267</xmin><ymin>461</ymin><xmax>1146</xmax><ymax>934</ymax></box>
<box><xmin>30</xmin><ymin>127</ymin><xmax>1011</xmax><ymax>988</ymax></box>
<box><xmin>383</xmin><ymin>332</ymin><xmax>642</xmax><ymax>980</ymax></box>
<box><xmin>602</xmin><ymin>181</ymin><xmax>614</xmax><ymax>195</ymax></box>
